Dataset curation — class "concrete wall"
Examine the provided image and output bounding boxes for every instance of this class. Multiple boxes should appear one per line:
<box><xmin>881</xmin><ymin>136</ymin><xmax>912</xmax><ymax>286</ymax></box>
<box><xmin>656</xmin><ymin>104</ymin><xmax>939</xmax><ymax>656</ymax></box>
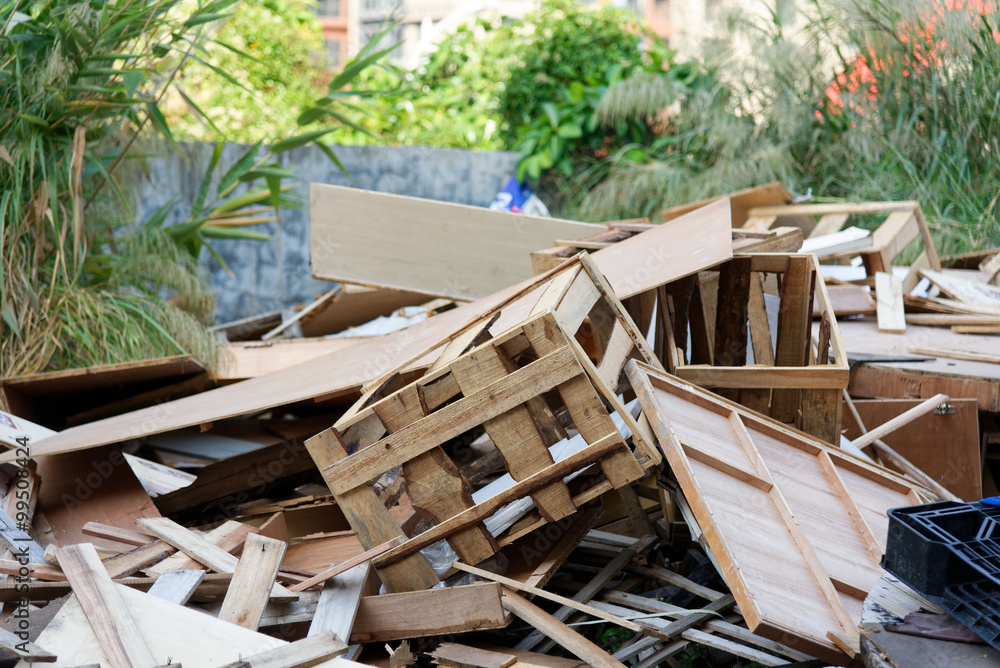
<box><xmin>134</xmin><ymin>142</ymin><xmax>520</xmax><ymax>322</ymax></box>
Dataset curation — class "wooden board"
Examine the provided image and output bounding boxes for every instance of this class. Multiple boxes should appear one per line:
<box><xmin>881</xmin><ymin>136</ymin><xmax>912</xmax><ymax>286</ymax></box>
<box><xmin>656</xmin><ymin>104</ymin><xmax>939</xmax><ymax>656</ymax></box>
<box><xmin>0</xmin><ymin>355</ymin><xmax>206</xmax><ymax>429</ymax></box>
<box><xmin>660</xmin><ymin>182</ymin><xmax>795</xmax><ymax>228</ymax></box>
<box><xmin>875</xmin><ymin>272</ymin><xmax>906</xmax><ymax>334</ymax></box>
<box><xmin>838</xmin><ymin>318</ymin><xmax>1000</xmax><ymax>413</ymax></box>
<box><xmin>6</xmin><ymin>201</ymin><xmax>732</xmax><ymax>465</ymax></box>
<box><xmin>842</xmin><ymin>398</ymin><xmax>981</xmax><ymax>501</ymax></box>
<box><xmin>309</xmin><ymin>184</ymin><xmax>595</xmax><ymax>300</ymax></box>
<box><xmin>216</xmin><ymin>337</ymin><xmax>364</xmax><ymax>381</ymax></box>
<box><xmin>627</xmin><ymin>361</ymin><xmax>924</xmax><ymax>664</ymax></box>
<box><xmin>298</xmin><ymin>284</ymin><xmax>435</xmax><ymax>338</ymax></box>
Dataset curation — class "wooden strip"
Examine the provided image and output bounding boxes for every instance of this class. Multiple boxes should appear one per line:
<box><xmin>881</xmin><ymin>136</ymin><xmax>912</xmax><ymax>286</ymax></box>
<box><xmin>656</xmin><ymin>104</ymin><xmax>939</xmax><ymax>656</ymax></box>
<box><xmin>58</xmin><ymin>543</ymin><xmax>156</xmax><ymax>668</ymax></box>
<box><xmin>851</xmin><ymin>393</ymin><xmax>949</xmax><ymax>450</ymax></box>
<box><xmin>875</xmin><ymin>272</ymin><xmax>906</xmax><ymax>334</ymax></box>
<box><xmin>909</xmin><ymin>346</ymin><xmax>1000</xmax><ymax>364</ymax></box>
<box><xmin>103</xmin><ymin>541</ymin><xmax>176</xmax><ymax>579</ymax></box>
<box><xmin>674</xmin><ymin>365</ymin><xmax>848</xmax><ymax>389</ymax></box>
<box><xmin>145</xmin><ymin>569</ymin><xmax>205</xmax><ymax>606</ymax></box>
<box><xmin>906</xmin><ymin>314</ymin><xmax>1000</xmax><ymax>326</ymax></box>
<box><xmin>214</xmin><ymin>632</ymin><xmax>347</xmax><ymax>668</ymax></box>
<box><xmin>308</xmin><ymin>561</ymin><xmax>370</xmax><ymax>642</ymax></box>
<box><xmin>219</xmin><ymin>534</ymin><xmax>288</xmax><ymax>630</ymax></box>
<box><xmin>82</xmin><ymin>522</ymin><xmax>154</xmax><ymax>548</ymax></box>
<box><xmin>374</xmin><ymin>433</ymin><xmax>626</xmax><ymax>568</ymax></box>
<box><xmin>515</xmin><ymin>536</ymin><xmax>657</xmax><ymax>651</ymax></box>
<box><xmin>747</xmin><ymin>273</ymin><xmax>774</xmax><ymax>366</ymax></box>
<box><xmin>713</xmin><ymin>257</ymin><xmax>751</xmax><ymax>368</ymax></box>
<box><xmin>324</xmin><ymin>345</ymin><xmax>582</xmax><ymax>496</ymax></box>
<box><xmin>499</xmin><ymin>589</ymin><xmax>625</xmax><ymax>668</ymax></box>
<box><xmin>290</xmin><ymin>536</ymin><xmax>403</xmax><ymax>592</ymax></box>
<box><xmin>146</xmin><ymin>519</ymin><xmax>258</xmax><ymax>577</ymax></box>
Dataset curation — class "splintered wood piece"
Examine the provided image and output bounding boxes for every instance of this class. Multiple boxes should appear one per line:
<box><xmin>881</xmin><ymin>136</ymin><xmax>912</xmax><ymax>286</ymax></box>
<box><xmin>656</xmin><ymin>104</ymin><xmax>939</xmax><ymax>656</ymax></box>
<box><xmin>219</xmin><ymin>534</ymin><xmax>288</xmax><ymax>630</ymax></box>
<box><xmin>308</xmin><ymin>561</ymin><xmax>370</xmax><ymax>641</ymax></box>
<box><xmin>429</xmin><ymin>643</ymin><xmax>516</xmax><ymax>668</ymax></box>
<box><xmin>713</xmin><ymin>257</ymin><xmax>752</xmax><ymax>368</ymax></box>
<box><xmin>57</xmin><ymin>543</ymin><xmax>156</xmax><ymax>668</ymax></box>
<box><xmin>304</xmin><ymin>430</ymin><xmax>439</xmax><ymax>594</ymax></box>
<box><xmin>213</xmin><ymin>631</ymin><xmax>347</xmax><ymax>668</ymax></box>
<box><xmin>499</xmin><ymin>589</ymin><xmax>625</xmax><ymax>668</ymax></box>
<box><xmin>146</xmin><ymin>569</ymin><xmax>205</xmax><ymax>606</ymax></box>
<box><xmin>451</xmin><ymin>345</ymin><xmax>576</xmax><ymax>523</ymax></box>
<box><xmin>875</xmin><ymin>272</ymin><xmax>906</xmax><ymax>334</ymax></box>
<box><xmin>771</xmin><ymin>256</ymin><xmax>814</xmax><ymax>422</ymax></box>
<box><xmin>377</xmin><ymin>385</ymin><xmax>496</xmax><ymax>566</ymax></box>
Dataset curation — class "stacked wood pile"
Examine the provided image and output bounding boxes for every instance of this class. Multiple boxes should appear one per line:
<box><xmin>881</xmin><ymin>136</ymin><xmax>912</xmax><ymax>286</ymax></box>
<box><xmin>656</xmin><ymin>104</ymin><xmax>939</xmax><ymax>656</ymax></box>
<box><xmin>0</xmin><ymin>182</ymin><xmax>996</xmax><ymax>668</ymax></box>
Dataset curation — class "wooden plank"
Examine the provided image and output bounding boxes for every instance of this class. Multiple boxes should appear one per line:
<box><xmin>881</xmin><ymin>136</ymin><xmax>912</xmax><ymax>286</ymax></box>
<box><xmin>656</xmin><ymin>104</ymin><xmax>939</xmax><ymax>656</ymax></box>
<box><xmin>429</xmin><ymin>643</ymin><xmax>516</xmax><ymax>668</ymax></box>
<box><xmin>350</xmin><ymin>583</ymin><xmax>510</xmax><ymax>642</ymax></box>
<box><xmin>909</xmin><ymin>346</ymin><xmax>1000</xmax><ymax>364</ymax></box>
<box><xmin>713</xmin><ymin>257</ymin><xmax>751</xmax><ymax>368</ymax></box>
<box><xmin>905</xmin><ymin>314</ymin><xmax>1000</xmax><ymax>326</ymax></box>
<box><xmin>661</xmin><ymin>182</ymin><xmax>794</xmax><ymax>227</ymax></box>
<box><xmin>213</xmin><ymin>632</ymin><xmax>347</xmax><ymax>668</ymax></box>
<box><xmin>875</xmin><ymin>272</ymin><xmax>906</xmax><ymax>334</ymax></box>
<box><xmin>499</xmin><ymin>589</ymin><xmax>624</xmax><ymax>668</ymax></box>
<box><xmin>145</xmin><ymin>569</ymin><xmax>205</xmax><ymax>605</ymax></box>
<box><xmin>216</xmin><ymin>337</ymin><xmax>364</xmax><ymax>381</ymax></box>
<box><xmin>218</xmin><ymin>534</ymin><xmax>288</xmax><ymax>630</ymax></box>
<box><xmin>851</xmin><ymin>393</ymin><xmax>950</xmax><ymax>451</ymax></box>
<box><xmin>308</xmin><ymin>562</ymin><xmax>370</xmax><ymax>642</ymax></box>
<box><xmin>771</xmin><ymin>256</ymin><xmax>813</xmax><ymax>422</ymax></box>
<box><xmin>146</xmin><ymin>519</ymin><xmax>258</xmax><ymax>577</ymax></box>
<box><xmin>58</xmin><ymin>543</ymin><xmax>157</xmax><ymax>668</ymax></box>
<box><xmin>309</xmin><ymin>184</ymin><xmax>594</xmax><ymax>300</ymax></box>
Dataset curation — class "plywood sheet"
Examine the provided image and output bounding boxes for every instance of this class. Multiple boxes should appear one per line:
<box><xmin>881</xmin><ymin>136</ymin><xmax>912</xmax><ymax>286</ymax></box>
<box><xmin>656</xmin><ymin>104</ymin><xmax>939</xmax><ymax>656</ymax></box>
<box><xmin>7</xmin><ymin>201</ymin><xmax>732</xmax><ymax>464</ymax></box>
<box><xmin>309</xmin><ymin>184</ymin><xmax>596</xmax><ymax>300</ymax></box>
<box><xmin>627</xmin><ymin>361</ymin><xmax>923</xmax><ymax>664</ymax></box>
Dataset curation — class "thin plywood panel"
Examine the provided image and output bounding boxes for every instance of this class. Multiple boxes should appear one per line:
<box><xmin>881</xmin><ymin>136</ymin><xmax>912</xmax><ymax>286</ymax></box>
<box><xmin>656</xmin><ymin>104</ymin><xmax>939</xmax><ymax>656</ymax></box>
<box><xmin>627</xmin><ymin>361</ymin><xmax>923</xmax><ymax>664</ymax></box>
<box><xmin>309</xmin><ymin>184</ymin><xmax>596</xmax><ymax>300</ymax></box>
<box><xmin>4</xmin><ymin>201</ymin><xmax>732</xmax><ymax>464</ymax></box>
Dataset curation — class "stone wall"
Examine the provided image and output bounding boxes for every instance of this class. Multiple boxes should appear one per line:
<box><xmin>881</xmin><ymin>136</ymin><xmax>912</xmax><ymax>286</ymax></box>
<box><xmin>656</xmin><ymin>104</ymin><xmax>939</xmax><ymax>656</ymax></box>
<box><xmin>134</xmin><ymin>142</ymin><xmax>520</xmax><ymax>322</ymax></box>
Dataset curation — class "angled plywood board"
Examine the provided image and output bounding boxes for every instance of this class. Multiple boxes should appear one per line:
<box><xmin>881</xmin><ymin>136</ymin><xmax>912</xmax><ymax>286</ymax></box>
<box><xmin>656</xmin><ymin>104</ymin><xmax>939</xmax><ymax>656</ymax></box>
<box><xmin>661</xmin><ymin>182</ymin><xmax>795</xmax><ymax>228</ymax></box>
<box><xmin>5</xmin><ymin>200</ymin><xmax>732</xmax><ymax>464</ymax></box>
<box><xmin>309</xmin><ymin>184</ymin><xmax>596</xmax><ymax>300</ymax></box>
<box><xmin>626</xmin><ymin>361</ymin><xmax>923</xmax><ymax>665</ymax></box>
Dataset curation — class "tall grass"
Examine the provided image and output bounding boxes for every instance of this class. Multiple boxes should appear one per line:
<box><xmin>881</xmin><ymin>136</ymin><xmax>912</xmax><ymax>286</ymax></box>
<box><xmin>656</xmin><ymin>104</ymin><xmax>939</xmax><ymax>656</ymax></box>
<box><xmin>573</xmin><ymin>0</ymin><xmax>1000</xmax><ymax>254</ymax></box>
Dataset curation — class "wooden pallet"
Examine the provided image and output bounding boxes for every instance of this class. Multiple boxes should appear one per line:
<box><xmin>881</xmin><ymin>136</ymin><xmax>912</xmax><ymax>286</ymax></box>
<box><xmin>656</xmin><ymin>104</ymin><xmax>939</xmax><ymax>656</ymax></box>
<box><xmin>627</xmin><ymin>361</ymin><xmax>928</xmax><ymax>665</ymax></box>
<box><xmin>305</xmin><ymin>307</ymin><xmax>655</xmax><ymax>593</ymax></box>
<box><xmin>659</xmin><ymin>253</ymin><xmax>849</xmax><ymax>444</ymax></box>
<box><xmin>743</xmin><ymin>200</ymin><xmax>941</xmax><ymax>292</ymax></box>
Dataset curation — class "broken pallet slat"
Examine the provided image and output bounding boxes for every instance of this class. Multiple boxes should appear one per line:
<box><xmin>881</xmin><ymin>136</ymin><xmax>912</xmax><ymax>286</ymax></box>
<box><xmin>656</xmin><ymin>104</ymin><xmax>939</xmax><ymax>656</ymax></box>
<box><xmin>218</xmin><ymin>534</ymin><xmax>287</xmax><ymax>630</ymax></box>
<box><xmin>307</xmin><ymin>561</ymin><xmax>370</xmax><ymax>642</ymax></box>
<box><xmin>145</xmin><ymin>569</ymin><xmax>205</xmax><ymax>606</ymax></box>
<box><xmin>57</xmin><ymin>542</ymin><xmax>157</xmax><ymax>668</ymax></box>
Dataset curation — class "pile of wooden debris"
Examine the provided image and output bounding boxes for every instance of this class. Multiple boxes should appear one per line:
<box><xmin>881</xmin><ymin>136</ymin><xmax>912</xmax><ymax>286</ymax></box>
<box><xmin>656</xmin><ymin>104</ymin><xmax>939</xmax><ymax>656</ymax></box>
<box><xmin>0</xmin><ymin>182</ymin><xmax>997</xmax><ymax>668</ymax></box>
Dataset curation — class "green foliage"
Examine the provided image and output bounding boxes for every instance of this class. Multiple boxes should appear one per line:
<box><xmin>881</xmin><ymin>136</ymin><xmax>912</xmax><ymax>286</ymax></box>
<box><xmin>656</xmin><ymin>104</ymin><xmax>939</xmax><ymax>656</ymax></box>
<box><xmin>0</xmin><ymin>0</ymin><xmax>389</xmax><ymax>376</ymax></box>
<box><xmin>168</xmin><ymin>0</ymin><xmax>330</xmax><ymax>143</ymax></box>
<box><xmin>574</xmin><ymin>0</ymin><xmax>1000</xmax><ymax>253</ymax></box>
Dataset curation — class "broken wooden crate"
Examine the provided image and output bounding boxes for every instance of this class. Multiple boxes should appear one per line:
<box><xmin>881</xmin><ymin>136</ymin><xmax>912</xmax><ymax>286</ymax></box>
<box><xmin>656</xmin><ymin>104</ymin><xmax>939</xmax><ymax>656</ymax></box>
<box><xmin>659</xmin><ymin>253</ymin><xmax>849</xmax><ymax>444</ymax></box>
<box><xmin>305</xmin><ymin>307</ymin><xmax>657</xmax><ymax>594</ymax></box>
<box><xmin>743</xmin><ymin>200</ymin><xmax>942</xmax><ymax>291</ymax></box>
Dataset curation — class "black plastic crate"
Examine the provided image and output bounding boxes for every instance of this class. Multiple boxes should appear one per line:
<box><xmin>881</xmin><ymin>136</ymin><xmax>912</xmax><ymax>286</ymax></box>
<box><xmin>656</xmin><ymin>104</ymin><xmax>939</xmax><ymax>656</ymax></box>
<box><xmin>883</xmin><ymin>500</ymin><xmax>1000</xmax><ymax>651</ymax></box>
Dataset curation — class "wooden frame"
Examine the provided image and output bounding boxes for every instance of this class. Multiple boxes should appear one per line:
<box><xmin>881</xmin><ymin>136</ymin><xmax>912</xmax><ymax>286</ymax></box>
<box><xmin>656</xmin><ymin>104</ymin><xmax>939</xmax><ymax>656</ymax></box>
<box><xmin>627</xmin><ymin>361</ymin><xmax>927</xmax><ymax>665</ymax></box>
<box><xmin>743</xmin><ymin>201</ymin><xmax>941</xmax><ymax>292</ymax></box>
<box><xmin>305</xmin><ymin>307</ymin><xmax>656</xmax><ymax>593</ymax></box>
<box><xmin>660</xmin><ymin>253</ymin><xmax>849</xmax><ymax>444</ymax></box>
